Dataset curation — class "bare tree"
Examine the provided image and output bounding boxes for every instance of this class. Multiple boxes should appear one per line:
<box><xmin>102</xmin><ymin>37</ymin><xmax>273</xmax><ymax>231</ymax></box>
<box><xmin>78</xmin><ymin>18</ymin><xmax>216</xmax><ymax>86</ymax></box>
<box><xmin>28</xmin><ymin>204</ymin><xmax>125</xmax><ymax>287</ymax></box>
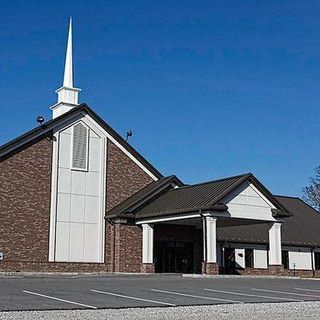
<box><xmin>303</xmin><ymin>166</ymin><xmax>320</xmax><ymax>212</ymax></box>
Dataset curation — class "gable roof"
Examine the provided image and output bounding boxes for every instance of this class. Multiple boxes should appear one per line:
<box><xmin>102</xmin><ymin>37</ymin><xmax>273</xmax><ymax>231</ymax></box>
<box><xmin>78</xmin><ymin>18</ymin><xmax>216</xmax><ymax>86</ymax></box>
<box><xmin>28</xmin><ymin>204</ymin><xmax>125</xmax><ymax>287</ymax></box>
<box><xmin>106</xmin><ymin>175</ymin><xmax>184</xmax><ymax>219</ymax></box>
<box><xmin>217</xmin><ymin>196</ymin><xmax>320</xmax><ymax>247</ymax></box>
<box><xmin>0</xmin><ymin>103</ymin><xmax>163</xmax><ymax>180</ymax></box>
<box><xmin>133</xmin><ymin>173</ymin><xmax>291</xmax><ymax>219</ymax></box>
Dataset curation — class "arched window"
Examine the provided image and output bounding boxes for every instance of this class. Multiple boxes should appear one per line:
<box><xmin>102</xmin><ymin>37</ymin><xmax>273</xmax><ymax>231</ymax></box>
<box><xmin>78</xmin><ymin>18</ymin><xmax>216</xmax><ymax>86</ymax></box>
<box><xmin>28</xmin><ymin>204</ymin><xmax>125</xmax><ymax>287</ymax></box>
<box><xmin>72</xmin><ymin>122</ymin><xmax>89</xmax><ymax>170</ymax></box>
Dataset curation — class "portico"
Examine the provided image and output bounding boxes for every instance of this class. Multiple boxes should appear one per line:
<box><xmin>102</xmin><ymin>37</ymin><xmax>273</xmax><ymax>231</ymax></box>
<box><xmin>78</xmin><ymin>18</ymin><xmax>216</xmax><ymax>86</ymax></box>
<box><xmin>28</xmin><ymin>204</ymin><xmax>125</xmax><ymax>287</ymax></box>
<box><xmin>136</xmin><ymin>174</ymin><xmax>289</xmax><ymax>275</ymax></box>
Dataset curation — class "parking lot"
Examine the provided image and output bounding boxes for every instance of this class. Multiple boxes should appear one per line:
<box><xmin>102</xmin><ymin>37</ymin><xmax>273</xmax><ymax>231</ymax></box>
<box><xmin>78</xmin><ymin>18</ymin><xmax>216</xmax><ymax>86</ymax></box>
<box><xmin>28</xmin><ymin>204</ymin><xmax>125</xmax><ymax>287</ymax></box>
<box><xmin>0</xmin><ymin>274</ymin><xmax>320</xmax><ymax>311</ymax></box>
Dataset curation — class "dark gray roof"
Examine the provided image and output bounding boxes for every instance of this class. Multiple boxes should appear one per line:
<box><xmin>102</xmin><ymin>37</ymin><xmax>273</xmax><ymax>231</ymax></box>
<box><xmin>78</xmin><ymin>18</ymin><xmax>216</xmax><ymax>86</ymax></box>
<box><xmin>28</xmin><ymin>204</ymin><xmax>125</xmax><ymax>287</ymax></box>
<box><xmin>134</xmin><ymin>173</ymin><xmax>290</xmax><ymax>219</ymax></box>
<box><xmin>217</xmin><ymin>196</ymin><xmax>320</xmax><ymax>247</ymax></box>
<box><xmin>106</xmin><ymin>175</ymin><xmax>184</xmax><ymax>218</ymax></box>
<box><xmin>0</xmin><ymin>103</ymin><xmax>163</xmax><ymax>179</ymax></box>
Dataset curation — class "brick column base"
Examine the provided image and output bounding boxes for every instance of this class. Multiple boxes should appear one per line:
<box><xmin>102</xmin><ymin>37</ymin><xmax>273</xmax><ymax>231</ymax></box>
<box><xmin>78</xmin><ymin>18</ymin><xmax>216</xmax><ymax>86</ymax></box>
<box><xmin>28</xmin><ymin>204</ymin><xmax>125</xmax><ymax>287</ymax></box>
<box><xmin>268</xmin><ymin>265</ymin><xmax>285</xmax><ymax>275</ymax></box>
<box><xmin>202</xmin><ymin>262</ymin><xmax>219</xmax><ymax>275</ymax></box>
<box><xmin>141</xmin><ymin>263</ymin><xmax>155</xmax><ymax>273</ymax></box>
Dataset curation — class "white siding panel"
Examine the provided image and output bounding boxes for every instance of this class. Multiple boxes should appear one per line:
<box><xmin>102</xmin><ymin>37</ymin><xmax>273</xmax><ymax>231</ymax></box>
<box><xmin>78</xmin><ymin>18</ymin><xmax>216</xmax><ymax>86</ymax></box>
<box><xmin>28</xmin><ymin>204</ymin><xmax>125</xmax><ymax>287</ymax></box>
<box><xmin>58</xmin><ymin>168</ymin><xmax>71</xmax><ymax>193</ymax></box>
<box><xmin>254</xmin><ymin>249</ymin><xmax>268</xmax><ymax>269</ymax></box>
<box><xmin>71</xmin><ymin>170</ymin><xmax>86</xmax><ymax>195</ymax></box>
<box><xmin>57</xmin><ymin>193</ymin><xmax>71</xmax><ymax>222</ymax></box>
<box><xmin>70</xmin><ymin>194</ymin><xmax>85</xmax><ymax>223</ymax></box>
<box><xmin>89</xmin><ymin>138</ymin><xmax>101</xmax><ymax>172</ymax></box>
<box><xmin>84</xmin><ymin>224</ymin><xmax>100</xmax><ymax>262</ymax></box>
<box><xmin>69</xmin><ymin>223</ymin><xmax>84</xmax><ymax>262</ymax></box>
<box><xmin>224</xmin><ymin>183</ymin><xmax>275</xmax><ymax>221</ymax></box>
<box><xmin>288</xmin><ymin>250</ymin><xmax>312</xmax><ymax>270</ymax></box>
<box><xmin>58</xmin><ymin>133</ymin><xmax>71</xmax><ymax>168</ymax></box>
<box><xmin>85</xmin><ymin>196</ymin><xmax>100</xmax><ymax>223</ymax></box>
<box><xmin>86</xmin><ymin>172</ymin><xmax>100</xmax><ymax>196</ymax></box>
<box><xmin>55</xmin><ymin>222</ymin><xmax>70</xmax><ymax>261</ymax></box>
<box><xmin>53</xmin><ymin>120</ymin><xmax>105</xmax><ymax>263</ymax></box>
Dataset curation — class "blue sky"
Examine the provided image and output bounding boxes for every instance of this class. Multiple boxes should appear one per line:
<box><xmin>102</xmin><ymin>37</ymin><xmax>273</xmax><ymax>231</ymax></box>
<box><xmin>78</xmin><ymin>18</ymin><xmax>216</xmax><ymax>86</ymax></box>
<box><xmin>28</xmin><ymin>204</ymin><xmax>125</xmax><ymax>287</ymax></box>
<box><xmin>1</xmin><ymin>0</ymin><xmax>319</xmax><ymax>196</ymax></box>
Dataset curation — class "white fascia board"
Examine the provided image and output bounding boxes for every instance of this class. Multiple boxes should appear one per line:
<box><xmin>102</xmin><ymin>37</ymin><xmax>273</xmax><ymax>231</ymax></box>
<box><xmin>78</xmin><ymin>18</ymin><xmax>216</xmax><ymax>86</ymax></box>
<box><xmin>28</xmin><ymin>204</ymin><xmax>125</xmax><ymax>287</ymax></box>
<box><xmin>136</xmin><ymin>212</ymin><xmax>213</xmax><ymax>224</ymax></box>
<box><xmin>84</xmin><ymin>114</ymin><xmax>159</xmax><ymax>181</ymax></box>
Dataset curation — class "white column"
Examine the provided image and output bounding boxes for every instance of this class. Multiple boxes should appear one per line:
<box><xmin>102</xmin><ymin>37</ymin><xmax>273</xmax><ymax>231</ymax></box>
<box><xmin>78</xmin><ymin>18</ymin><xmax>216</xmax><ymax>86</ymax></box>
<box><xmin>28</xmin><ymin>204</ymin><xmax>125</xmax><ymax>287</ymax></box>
<box><xmin>142</xmin><ymin>224</ymin><xmax>154</xmax><ymax>264</ymax></box>
<box><xmin>269</xmin><ymin>222</ymin><xmax>282</xmax><ymax>265</ymax></box>
<box><xmin>203</xmin><ymin>216</ymin><xmax>217</xmax><ymax>263</ymax></box>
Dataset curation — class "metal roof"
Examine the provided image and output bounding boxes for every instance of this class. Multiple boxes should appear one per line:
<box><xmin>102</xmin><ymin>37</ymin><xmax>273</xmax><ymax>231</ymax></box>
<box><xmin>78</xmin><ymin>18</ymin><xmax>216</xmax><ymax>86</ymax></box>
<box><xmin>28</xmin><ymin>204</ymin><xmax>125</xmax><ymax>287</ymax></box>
<box><xmin>134</xmin><ymin>173</ymin><xmax>290</xmax><ymax>219</ymax></box>
<box><xmin>106</xmin><ymin>175</ymin><xmax>184</xmax><ymax>218</ymax></box>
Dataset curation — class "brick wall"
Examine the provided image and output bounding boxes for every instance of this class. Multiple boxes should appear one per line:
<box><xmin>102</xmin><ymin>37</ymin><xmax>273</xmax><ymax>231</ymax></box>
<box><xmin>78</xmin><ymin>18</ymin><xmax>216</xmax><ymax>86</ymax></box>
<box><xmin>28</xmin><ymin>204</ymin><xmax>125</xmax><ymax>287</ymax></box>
<box><xmin>0</xmin><ymin>133</ymin><xmax>154</xmax><ymax>273</ymax></box>
<box><xmin>0</xmin><ymin>132</ymin><xmax>53</xmax><ymax>263</ymax></box>
<box><xmin>238</xmin><ymin>267</ymin><xmax>320</xmax><ymax>278</ymax></box>
<box><xmin>104</xmin><ymin>139</ymin><xmax>154</xmax><ymax>272</ymax></box>
<box><xmin>106</xmin><ymin>140</ymin><xmax>153</xmax><ymax>211</ymax></box>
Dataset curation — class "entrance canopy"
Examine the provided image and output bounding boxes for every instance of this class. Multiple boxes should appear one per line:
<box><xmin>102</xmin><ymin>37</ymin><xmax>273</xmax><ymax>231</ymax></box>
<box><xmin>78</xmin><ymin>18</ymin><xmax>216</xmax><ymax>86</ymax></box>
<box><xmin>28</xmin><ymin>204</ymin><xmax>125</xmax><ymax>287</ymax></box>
<box><xmin>133</xmin><ymin>173</ymin><xmax>291</xmax><ymax>224</ymax></box>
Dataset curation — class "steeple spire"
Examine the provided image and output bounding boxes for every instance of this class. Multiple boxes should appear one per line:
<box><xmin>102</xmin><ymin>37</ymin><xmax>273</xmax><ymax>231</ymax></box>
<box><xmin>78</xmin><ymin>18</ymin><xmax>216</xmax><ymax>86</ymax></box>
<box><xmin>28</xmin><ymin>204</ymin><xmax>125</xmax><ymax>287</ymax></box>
<box><xmin>63</xmin><ymin>17</ymin><xmax>73</xmax><ymax>88</ymax></box>
<box><xmin>51</xmin><ymin>17</ymin><xmax>81</xmax><ymax>119</ymax></box>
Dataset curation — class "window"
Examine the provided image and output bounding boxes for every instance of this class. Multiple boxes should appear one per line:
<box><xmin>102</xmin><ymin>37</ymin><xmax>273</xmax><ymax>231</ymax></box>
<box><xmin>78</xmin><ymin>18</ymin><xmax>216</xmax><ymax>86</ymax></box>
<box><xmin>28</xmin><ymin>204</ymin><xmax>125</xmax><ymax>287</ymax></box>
<box><xmin>245</xmin><ymin>249</ymin><xmax>254</xmax><ymax>268</ymax></box>
<box><xmin>282</xmin><ymin>250</ymin><xmax>289</xmax><ymax>269</ymax></box>
<box><xmin>315</xmin><ymin>252</ymin><xmax>320</xmax><ymax>270</ymax></box>
<box><xmin>72</xmin><ymin>122</ymin><xmax>89</xmax><ymax>171</ymax></box>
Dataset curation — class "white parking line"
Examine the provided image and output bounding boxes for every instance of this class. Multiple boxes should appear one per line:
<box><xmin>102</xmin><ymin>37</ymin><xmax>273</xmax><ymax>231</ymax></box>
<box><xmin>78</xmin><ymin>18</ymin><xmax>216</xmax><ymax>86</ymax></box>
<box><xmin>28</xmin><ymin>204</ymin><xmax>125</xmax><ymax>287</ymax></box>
<box><xmin>91</xmin><ymin>289</ymin><xmax>176</xmax><ymax>306</ymax></box>
<box><xmin>151</xmin><ymin>288</ymin><xmax>242</xmax><ymax>303</ymax></box>
<box><xmin>295</xmin><ymin>288</ymin><xmax>320</xmax><ymax>293</ymax></box>
<box><xmin>22</xmin><ymin>290</ymin><xmax>97</xmax><ymax>309</ymax></box>
<box><xmin>204</xmin><ymin>288</ymin><xmax>302</xmax><ymax>302</ymax></box>
<box><xmin>252</xmin><ymin>288</ymin><xmax>320</xmax><ymax>299</ymax></box>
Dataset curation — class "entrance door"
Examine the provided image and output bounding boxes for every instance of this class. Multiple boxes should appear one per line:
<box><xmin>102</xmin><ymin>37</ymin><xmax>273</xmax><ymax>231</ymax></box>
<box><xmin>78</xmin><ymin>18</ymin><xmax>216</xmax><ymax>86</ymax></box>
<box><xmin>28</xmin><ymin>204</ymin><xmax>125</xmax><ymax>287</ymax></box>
<box><xmin>224</xmin><ymin>248</ymin><xmax>236</xmax><ymax>274</ymax></box>
<box><xmin>155</xmin><ymin>241</ymin><xmax>194</xmax><ymax>273</ymax></box>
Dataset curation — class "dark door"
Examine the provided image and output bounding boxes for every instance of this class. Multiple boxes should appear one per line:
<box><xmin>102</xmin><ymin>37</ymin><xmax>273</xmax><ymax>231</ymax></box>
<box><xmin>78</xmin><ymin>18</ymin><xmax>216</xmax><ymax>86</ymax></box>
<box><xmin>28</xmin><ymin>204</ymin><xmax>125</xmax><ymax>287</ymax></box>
<box><xmin>154</xmin><ymin>241</ymin><xmax>194</xmax><ymax>273</ymax></box>
<box><xmin>224</xmin><ymin>248</ymin><xmax>236</xmax><ymax>274</ymax></box>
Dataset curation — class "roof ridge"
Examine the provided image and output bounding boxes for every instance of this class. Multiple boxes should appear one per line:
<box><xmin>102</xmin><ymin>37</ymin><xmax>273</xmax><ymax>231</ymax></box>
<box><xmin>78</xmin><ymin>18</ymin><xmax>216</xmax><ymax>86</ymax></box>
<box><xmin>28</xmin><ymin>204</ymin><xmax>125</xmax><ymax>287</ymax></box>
<box><xmin>168</xmin><ymin>172</ymin><xmax>252</xmax><ymax>191</ymax></box>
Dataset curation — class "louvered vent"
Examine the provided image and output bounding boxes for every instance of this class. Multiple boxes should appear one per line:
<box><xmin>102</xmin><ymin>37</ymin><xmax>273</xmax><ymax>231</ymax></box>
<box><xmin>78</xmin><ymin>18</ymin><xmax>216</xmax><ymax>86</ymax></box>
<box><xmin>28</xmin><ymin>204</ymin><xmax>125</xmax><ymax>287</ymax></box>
<box><xmin>72</xmin><ymin>123</ymin><xmax>88</xmax><ymax>170</ymax></box>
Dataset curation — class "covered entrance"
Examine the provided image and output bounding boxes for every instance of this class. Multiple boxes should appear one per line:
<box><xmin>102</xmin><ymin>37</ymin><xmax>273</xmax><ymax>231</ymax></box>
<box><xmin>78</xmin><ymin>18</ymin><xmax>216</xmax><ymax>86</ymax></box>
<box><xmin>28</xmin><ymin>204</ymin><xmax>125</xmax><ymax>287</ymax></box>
<box><xmin>135</xmin><ymin>173</ymin><xmax>290</xmax><ymax>275</ymax></box>
<box><xmin>153</xmin><ymin>223</ymin><xmax>202</xmax><ymax>274</ymax></box>
<box><xmin>154</xmin><ymin>241</ymin><xmax>194</xmax><ymax>273</ymax></box>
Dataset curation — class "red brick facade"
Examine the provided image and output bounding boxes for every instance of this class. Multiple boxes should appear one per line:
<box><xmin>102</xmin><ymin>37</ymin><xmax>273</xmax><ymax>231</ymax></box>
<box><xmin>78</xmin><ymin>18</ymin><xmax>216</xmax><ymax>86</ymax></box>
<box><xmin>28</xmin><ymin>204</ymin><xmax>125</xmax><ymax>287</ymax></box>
<box><xmin>0</xmin><ymin>131</ymin><xmax>154</xmax><ymax>272</ymax></box>
<box><xmin>0</xmin><ymin>133</ymin><xmax>53</xmax><ymax>264</ymax></box>
<box><xmin>202</xmin><ymin>262</ymin><xmax>219</xmax><ymax>275</ymax></box>
<box><xmin>239</xmin><ymin>266</ymin><xmax>320</xmax><ymax>278</ymax></box>
<box><xmin>106</xmin><ymin>140</ymin><xmax>153</xmax><ymax>211</ymax></box>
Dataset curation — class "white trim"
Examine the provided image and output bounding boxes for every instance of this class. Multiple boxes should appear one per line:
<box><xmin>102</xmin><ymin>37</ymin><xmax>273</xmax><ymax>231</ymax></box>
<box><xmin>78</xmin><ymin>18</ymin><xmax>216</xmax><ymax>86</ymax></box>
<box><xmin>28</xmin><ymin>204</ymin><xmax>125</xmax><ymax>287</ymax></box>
<box><xmin>204</xmin><ymin>216</ymin><xmax>217</xmax><ymax>263</ymax></box>
<box><xmin>136</xmin><ymin>213</ymin><xmax>204</xmax><ymax>224</ymax></box>
<box><xmin>48</xmin><ymin>128</ymin><xmax>59</xmax><ymax>261</ymax></box>
<box><xmin>142</xmin><ymin>224</ymin><xmax>154</xmax><ymax>264</ymax></box>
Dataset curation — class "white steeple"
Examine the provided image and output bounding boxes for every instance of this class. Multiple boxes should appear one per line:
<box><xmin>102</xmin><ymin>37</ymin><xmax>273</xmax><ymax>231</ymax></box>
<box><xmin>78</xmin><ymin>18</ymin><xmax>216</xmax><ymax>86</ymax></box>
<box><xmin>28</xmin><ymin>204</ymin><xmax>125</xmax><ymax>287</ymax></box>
<box><xmin>51</xmin><ymin>17</ymin><xmax>81</xmax><ymax>119</ymax></box>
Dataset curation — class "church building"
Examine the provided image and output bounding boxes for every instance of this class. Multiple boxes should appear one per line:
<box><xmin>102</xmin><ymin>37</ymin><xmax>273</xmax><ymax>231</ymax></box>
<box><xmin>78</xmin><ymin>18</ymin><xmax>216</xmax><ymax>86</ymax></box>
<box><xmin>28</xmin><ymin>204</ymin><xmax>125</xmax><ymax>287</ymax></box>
<box><xmin>1</xmin><ymin>20</ymin><xmax>320</xmax><ymax>277</ymax></box>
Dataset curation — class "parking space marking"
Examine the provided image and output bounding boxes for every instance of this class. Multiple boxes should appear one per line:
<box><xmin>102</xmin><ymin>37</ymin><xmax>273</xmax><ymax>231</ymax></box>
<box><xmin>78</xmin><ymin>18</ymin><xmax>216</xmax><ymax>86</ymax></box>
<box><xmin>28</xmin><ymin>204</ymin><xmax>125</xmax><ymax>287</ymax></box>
<box><xmin>22</xmin><ymin>290</ymin><xmax>97</xmax><ymax>309</ymax></box>
<box><xmin>91</xmin><ymin>289</ymin><xmax>176</xmax><ymax>306</ymax></box>
<box><xmin>204</xmin><ymin>289</ymin><xmax>302</xmax><ymax>302</ymax></box>
<box><xmin>295</xmin><ymin>288</ymin><xmax>320</xmax><ymax>293</ymax></box>
<box><xmin>252</xmin><ymin>288</ymin><xmax>320</xmax><ymax>299</ymax></box>
<box><xmin>151</xmin><ymin>289</ymin><xmax>243</xmax><ymax>303</ymax></box>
